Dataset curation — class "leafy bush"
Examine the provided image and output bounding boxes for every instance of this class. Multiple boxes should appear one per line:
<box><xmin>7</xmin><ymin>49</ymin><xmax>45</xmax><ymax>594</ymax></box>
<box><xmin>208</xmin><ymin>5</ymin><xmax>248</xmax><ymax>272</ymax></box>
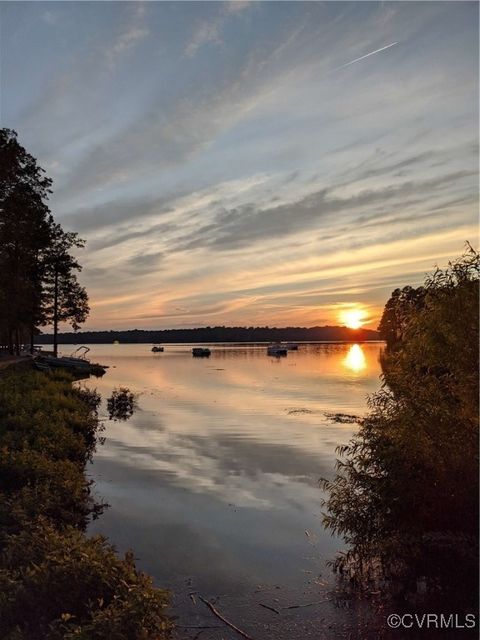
<box><xmin>0</xmin><ymin>371</ymin><xmax>100</xmax><ymax>463</ymax></box>
<box><xmin>0</xmin><ymin>519</ymin><xmax>170</xmax><ymax>640</ymax></box>
<box><xmin>0</xmin><ymin>369</ymin><xmax>172</xmax><ymax>638</ymax></box>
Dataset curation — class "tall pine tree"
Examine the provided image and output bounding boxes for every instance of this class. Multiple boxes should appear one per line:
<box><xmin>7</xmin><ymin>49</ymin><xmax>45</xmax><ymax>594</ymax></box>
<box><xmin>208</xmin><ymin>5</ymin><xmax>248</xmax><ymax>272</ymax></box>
<box><xmin>0</xmin><ymin>129</ymin><xmax>89</xmax><ymax>354</ymax></box>
<box><xmin>42</xmin><ymin>224</ymin><xmax>89</xmax><ymax>357</ymax></box>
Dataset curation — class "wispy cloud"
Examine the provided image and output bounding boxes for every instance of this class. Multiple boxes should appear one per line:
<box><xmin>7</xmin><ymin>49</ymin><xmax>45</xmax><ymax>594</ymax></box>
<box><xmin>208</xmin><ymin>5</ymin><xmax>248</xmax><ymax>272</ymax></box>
<box><xmin>106</xmin><ymin>2</ymin><xmax>149</xmax><ymax>68</ymax></box>
<box><xmin>185</xmin><ymin>20</ymin><xmax>223</xmax><ymax>57</ymax></box>
<box><xmin>185</xmin><ymin>1</ymin><xmax>251</xmax><ymax>57</ymax></box>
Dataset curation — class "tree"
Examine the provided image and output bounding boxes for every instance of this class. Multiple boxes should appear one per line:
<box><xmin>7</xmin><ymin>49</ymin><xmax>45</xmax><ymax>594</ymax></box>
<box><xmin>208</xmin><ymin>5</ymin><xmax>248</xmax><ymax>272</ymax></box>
<box><xmin>322</xmin><ymin>246</ymin><xmax>479</xmax><ymax>608</ymax></box>
<box><xmin>0</xmin><ymin>129</ymin><xmax>90</xmax><ymax>355</ymax></box>
<box><xmin>42</xmin><ymin>224</ymin><xmax>90</xmax><ymax>357</ymax></box>
<box><xmin>0</xmin><ymin>129</ymin><xmax>53</xmax><ymax>354</ymax></box>
<box><xmin>377</xmin><ymin>285</ymin><xmax>426</xmax><ymax>350</ymax></box>
<box><xmin>0</xmin><ymin>129</ymin><xmax>52</xmax><ymax>201</ymax></box>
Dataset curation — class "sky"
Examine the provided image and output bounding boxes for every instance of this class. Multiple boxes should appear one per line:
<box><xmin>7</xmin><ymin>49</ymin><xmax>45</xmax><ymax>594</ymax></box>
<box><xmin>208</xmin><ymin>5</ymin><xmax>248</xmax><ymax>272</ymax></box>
<box><xmin>1</xmin><ymin>1</ymin><xmax>478</xmax><ymax>331</ymax></box>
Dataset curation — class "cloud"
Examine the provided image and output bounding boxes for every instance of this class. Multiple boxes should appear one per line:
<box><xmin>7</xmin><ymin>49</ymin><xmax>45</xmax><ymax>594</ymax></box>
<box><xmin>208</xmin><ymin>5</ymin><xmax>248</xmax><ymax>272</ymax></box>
<box><xmin>106</xmin><ymin>2</ymin><xmax>149</xmax><ymax>68</ymax></box>
<box><xmin>54</xmin><ymin>35</ymin><xmax>304</xmax><ymax>204</ymax></box>
<box><xmin>173</xmin><ymin>169</ymin><xmax>476</xmax><ymax>252</ymax></box>
<box><xmin>185</xmin><ymin>20</ymin><xmax>223</xmax><ymax>57</ymax></box>
<box><xmin>62</xmin><ymin>193</ymin><xmax>178</xmax><ymax>233</ymax></box>
<box><xmin>185</xmin><ymin>1</ymin><xmax>252</xmax><ymax>57</ymax></box>
<box><xmin>223</xmin><ymin>1</ymin><xmax>252</xmax><ymax>16</ymax></box>
<box><xmin>127</xmin><ymin>251</ymin><xmax>164</xmax><ymax>274</ymax></box>
<box><xmin>12</xmin><ymin>3</ymin><xmax>151</xmax><ymax>165</ymax></box>
<box><xmin>89</xmin><ymin>220</ymin><xmax>178</xmax><ymax>252</ymax></box>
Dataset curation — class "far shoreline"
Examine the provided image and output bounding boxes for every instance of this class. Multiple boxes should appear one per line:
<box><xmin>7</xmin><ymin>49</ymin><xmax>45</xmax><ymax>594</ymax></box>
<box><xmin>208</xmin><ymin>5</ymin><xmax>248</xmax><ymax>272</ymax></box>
<box><xmin>34</xmin><ymin>325</ymin><xmax>380</xmax><ymax>345</ymax></box>
<box><xmin>49</xmin><ymin>340</ymin><xmax>385</xmax><ymax>344</ymax></box>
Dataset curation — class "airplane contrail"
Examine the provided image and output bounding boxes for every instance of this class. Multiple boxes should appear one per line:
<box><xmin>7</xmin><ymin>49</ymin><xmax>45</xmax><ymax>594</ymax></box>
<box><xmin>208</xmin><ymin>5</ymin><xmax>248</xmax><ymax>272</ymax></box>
<box><xmin>333</xmin><ymin>41</ymin><xmax>398</xmax><ymax>71</ymax></box>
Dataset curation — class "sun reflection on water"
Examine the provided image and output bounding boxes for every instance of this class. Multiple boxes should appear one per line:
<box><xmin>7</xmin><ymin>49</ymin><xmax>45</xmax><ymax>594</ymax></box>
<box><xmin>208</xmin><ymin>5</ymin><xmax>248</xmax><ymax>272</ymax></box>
<box><xmin>343</xmin><ymin>344</ymin><xmax>367</xmax><ymax>373</ymax></box>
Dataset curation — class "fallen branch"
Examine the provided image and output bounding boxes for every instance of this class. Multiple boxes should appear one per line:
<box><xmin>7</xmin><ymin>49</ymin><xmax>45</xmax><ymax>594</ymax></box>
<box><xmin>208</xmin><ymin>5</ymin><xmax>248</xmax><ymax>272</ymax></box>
<box><xmin>258</xmin><ymin>602</ymin><xmax>281</xmax><ymax>615</ymax></box>
<box><xmin>177</xmin><ymin>625</ymin><xmax>222</xmax><ymax>629</ymax></box>
<box><xmin>199</xmin><ymin>595</ymin><xmax>254</xmax><ymax>640</ymax></box>
<box><xmin>283</xmin><ymin>598</ymin><xmax>330</xmax><ymax>610</ymax></box>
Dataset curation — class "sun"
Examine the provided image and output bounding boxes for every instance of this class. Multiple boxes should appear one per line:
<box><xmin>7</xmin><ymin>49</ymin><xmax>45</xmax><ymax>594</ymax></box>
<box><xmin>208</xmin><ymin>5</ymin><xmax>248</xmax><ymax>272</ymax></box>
<box><xmin>340</xmin><ymin>308</ymin><xmax>367</xmax><ymax>330</ymax></box>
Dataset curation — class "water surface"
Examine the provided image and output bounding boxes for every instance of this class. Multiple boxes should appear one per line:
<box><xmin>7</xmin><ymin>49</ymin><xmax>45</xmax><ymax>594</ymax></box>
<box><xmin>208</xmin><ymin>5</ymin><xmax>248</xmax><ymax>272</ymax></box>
<box><xmin>73</xmin><ymin>342</ymin><xmax>383</xmax><ymax>638</ymax></box>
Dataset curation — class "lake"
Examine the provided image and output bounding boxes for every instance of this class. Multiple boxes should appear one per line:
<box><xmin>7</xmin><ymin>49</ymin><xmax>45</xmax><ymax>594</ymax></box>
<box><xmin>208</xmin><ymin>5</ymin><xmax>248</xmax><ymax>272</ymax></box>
<box><xmin>72</xmin><ymin>342</ymin><xmax>384</xmax><ymax>638</ymax></box>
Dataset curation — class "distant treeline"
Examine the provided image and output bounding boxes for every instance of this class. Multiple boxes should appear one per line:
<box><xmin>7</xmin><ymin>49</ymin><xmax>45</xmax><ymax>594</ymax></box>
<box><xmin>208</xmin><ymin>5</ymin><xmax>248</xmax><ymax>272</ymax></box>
<box><xmin>36</xmin><ymin>325</ymin><xmax>380</xmax><ymax>344</ymax></box>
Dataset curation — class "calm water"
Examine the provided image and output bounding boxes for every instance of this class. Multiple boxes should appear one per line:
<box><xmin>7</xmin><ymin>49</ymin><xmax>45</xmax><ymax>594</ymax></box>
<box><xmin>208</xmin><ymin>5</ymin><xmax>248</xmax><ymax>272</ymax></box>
<box><xmin>70</xmin><ymin>342</ymin><xmax>384</xmax><ymax>638</ymax></box>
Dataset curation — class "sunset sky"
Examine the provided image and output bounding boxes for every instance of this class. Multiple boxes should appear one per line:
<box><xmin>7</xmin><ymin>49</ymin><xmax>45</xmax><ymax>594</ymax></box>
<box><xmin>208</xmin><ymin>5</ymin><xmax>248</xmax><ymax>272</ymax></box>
<box><xmin>1</xmin><ymin>1</ymin><xmax>478</xmax><ymax>330</ymax></box>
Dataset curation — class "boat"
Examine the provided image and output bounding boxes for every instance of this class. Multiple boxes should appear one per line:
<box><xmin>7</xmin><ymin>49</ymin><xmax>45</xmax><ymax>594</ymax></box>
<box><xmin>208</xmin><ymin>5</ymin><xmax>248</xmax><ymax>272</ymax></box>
<box><xmin>285</xmin><ymin>343</ymin><xmax>299</xmax><ymax>350</ymax></box>
<box><xmin>151</xmin><ymin>345</ymin><xmax>164</xmax><ymax>352</ymax></box>
<box><xmin>33</xmin><ymin>359</ymin><xmax>51</xmax><ymax>372</ymax></box>
<box><xmin>267</xmin><ymin>343</ymin><xmax>288</xmax><ymax>356</ymax></box>
<box><xmin>20</xmin><ymin>345</ymin><xmax>45</xmax><ymax>357</ymax></box>
<box><xmin>192</xmin><ymin>347</ymin><xmax>211</xmax><ymax>357</ymax></box>
<box><xmin>34</xmin><ymin>346</ymin><xmax>108</xmax><ymax>377</ymax></box>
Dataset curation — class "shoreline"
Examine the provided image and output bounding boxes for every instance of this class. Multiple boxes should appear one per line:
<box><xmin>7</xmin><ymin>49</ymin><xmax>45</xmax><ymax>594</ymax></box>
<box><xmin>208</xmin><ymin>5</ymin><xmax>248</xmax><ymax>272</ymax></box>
<box><xmin>31</xmin><ymin>339</ymin><xmax>385</xmax><ymax>345</ymax></box>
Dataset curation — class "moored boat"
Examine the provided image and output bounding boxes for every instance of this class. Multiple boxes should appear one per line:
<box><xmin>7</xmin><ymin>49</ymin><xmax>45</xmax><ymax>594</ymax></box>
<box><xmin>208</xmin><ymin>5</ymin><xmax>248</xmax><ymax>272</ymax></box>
<box><xmin>34</xmin><ymin>346</ymin><xmax>107</xmax><ymax>377</ymax></box>
<box><xmin>151</xmin><ymin>345</ymin><xmax>164</xmax><ymax>352</ymax></box>
<box><xmin>267</xmin><ymin>343</ymin><xmax>288</xmax><ymax>356</ymax></box>
<box><xmin>192</xmin><ymin>347</ymin><xmax>211</xmax><ymax>357</ymax></box>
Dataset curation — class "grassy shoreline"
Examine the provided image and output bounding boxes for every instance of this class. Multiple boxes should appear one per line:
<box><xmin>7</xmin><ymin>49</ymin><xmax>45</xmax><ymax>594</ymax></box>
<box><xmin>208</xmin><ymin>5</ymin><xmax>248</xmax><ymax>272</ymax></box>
<box><xmin>0</xmin><ymin>368</ymin><xmax>172</xmax><ymax>639</ymax></box>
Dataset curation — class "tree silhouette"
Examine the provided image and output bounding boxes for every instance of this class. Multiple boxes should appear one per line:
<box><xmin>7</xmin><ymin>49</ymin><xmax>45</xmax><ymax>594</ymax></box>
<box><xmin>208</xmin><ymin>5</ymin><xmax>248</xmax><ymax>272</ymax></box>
<box><xmin>377</xmin><ymin>285</ymin><xmax>426</xmax><ymax>350</ymax></box>
<box><xmin>42</xmin><ymin>224</ymin><xmax>89</xmax><ymax>357</ymax></box>
<box><xmin>0</xmin><ymin>129</ymin><xmax>89</xmax><ymax>355</ymax></box>
<box><xmin>0</xmin><ymin>130</ymin><xmax>53</xmax><ymax>354</ymax></box>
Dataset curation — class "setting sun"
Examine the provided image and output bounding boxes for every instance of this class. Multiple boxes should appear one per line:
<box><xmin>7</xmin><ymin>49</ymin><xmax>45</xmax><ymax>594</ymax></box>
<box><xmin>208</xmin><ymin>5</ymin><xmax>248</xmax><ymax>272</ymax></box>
<box><xmin>340</xmin><ymin>308</ymin><xmax>367</xmax><ymax>330</ymax></box>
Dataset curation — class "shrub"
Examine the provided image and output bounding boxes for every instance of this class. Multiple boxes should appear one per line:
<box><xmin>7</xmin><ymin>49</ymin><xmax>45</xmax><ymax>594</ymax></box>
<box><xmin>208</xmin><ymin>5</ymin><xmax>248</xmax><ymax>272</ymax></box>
<box><xmin>0</xmin><ymin>369</ymin><xmax>172</xmax><ymax>639</ymax></box>
<box><xmin>0</xmin><ymin>519</ymin><xmax>171</xmax><ymax>640</ymax></box>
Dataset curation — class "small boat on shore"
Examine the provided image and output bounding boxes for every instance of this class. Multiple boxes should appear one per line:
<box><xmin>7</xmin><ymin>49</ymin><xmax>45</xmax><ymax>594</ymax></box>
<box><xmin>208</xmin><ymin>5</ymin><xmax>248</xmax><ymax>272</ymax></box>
<box><xmin>33</xmin><ymin>359</ymin><xmax>51</xmax><ymax>372</ymax></box>
<box><xmin>192</xmin><ymin>347</ymin><xmax>211</xmax><ymax>357</ymax></box>
<box><xmin>151</xmin><ymin>345</ymin><xmax>164</xmax><ymax>352</ymax></box>
<box><xmin>267</xmin><ymin>343</ymin><xmax>288</xmax><ymax>356</ymax></box>
<box><xmin>34</xmin><ymin>346</ymin><xmax>108</xmax><ymax>377</ymax></box>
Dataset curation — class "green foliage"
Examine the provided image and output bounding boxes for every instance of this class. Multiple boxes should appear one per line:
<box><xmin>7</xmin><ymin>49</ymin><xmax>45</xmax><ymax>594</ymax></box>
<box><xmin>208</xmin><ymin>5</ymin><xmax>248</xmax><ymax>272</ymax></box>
<box><xmin>0</xmin><ymin>370</ymin><xmax>172</xmax><ymax>639</ymax></box>
<box><xmin>0</xmin><ymin>371</ymin><xmax>100</xmax><ymax>464</ymax></box>
<box><xmin>0</xmin><ymin>520</ymin><xmax>170</xmax><ymax>640</ymax></box>
<box><xmin>322</xmin><ymin>246</ymin><xmax>479</xmax><ymax>605</ymax></box>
